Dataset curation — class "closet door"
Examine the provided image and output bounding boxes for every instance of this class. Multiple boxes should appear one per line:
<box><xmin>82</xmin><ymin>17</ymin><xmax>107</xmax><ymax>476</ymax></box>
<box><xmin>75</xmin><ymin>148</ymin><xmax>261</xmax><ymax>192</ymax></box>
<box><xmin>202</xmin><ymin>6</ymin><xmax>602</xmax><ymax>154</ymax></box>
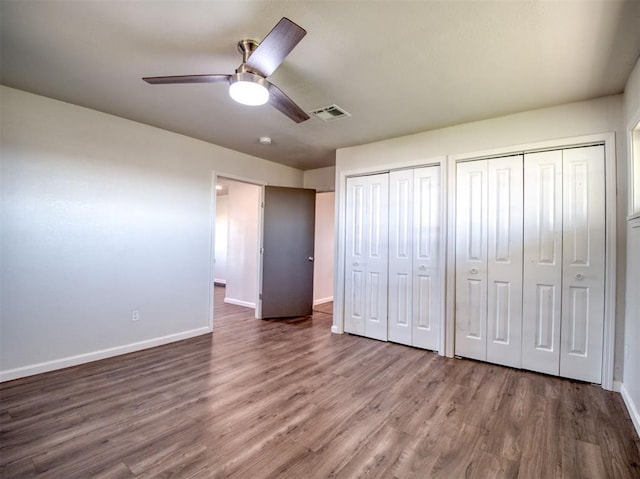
<box><xmin>456</xmin><ymin>157</ymin><xmax>523</xmax><ymax>365</ymax></box>
<box><xmin>388</xmin><ymin>166</ymin><xmax>441</xmax><ymax>350</ymax></box>
<box><xmin>455</xmin><ymin>160</ymin><xmax>488</xmax><ymax>361</ymax></box>
<box><xmin>522</xmin><ymin>150</ymin><xmax>563</xmax><ymax>375</ymax></box>
<box><xmin>388</xmin><ymin>169</ymin><xmax>413</xmax><ymax>345</ymax></box>
<box><xmin>560</xmin><ymin>146</ymin><xmax>605</xmax><ymax>383</ymax></box>
<box><xmin>412</xmin><ymin>166</ymin><xmax>441</xmax><ymax>350</ymax></box>
<box><xmin>486</xmin><ymin>156</ymin><xmax>523</xmax><ymax>367</ymax></box>
<box><xmin>344</xmin><ymin>174</ymin><xmax>389</xmax><ymax>340</ymax></box>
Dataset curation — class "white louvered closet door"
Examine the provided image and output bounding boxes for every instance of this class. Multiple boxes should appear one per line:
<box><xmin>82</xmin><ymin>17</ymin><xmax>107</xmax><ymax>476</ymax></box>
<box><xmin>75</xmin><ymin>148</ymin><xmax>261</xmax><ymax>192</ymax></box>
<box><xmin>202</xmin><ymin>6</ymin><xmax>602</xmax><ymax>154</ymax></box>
<box><xmin>388</xmin><ymin>166</ymin><xmax>440</xmax><ymax>350</ymax></box>
<box><xmin>560</xmin><ymin>146</ymin><xmax>605</xmax><ymax>383</ymax></box>
<box><xmin>455</xmin><ymin>160</ymin><xmax>489</xmax><ymax>361</ymax></box>
<box><xmin>344</xmin><ymin>174</ymin><xmax>389</xmax><ymax>341</ymax></box>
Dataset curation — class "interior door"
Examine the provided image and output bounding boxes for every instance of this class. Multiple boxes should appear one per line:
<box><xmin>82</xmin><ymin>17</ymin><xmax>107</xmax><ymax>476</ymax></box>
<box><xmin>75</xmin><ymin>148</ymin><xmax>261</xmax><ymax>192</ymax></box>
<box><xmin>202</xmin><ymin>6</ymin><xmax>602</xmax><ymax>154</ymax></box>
<box><xmin>388</xmin><ymin>169</ymin><xmax>413</xmax><ymax>345</ymax></box>
<box><xmin>412</xmin><ymin>166</ymin><xmax>440</xmax><ymax>351</ymax></box>
<box><xmin>486</xmin><ymin>155</ymin><xmax>523</xmax><ymax>368</ymax></box>
<box><xmin>344</xmin><ymin>174</ymin><xmax>389</xmax><ymax>340</ymax></box>
<box><xmin>522</xmin><ymin>150</ymin><xmax>563</xmax><ymax>376</ymax></box>
<box><xmin>560</xmin><ymin>145</ymin><xmax>605</xmax><ymax>383</ymax></box>
<box><xmin>455</xmin><ymin>160</ymin><xmax>489</xmax><ymax>361</ymax></box>
<box><xmin>260</xmin><ymin>186</ymin><xmax>316</xmax><ymax>318</ymax></box>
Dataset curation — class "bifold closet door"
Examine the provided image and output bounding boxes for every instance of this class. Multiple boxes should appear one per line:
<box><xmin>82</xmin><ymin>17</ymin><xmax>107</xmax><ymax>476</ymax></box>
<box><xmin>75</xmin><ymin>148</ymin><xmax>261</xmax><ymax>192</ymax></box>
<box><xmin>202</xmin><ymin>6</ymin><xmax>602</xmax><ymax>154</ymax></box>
<box><xmin>560</xmin><ymin>146</ymin><xmax>605</xmax><ymax>383</ymax></box>
<box><xmin>344</xmin><ymin>174</ymin><xmax>389</xmax><ymax>340</ymax></box>
<box><xmin>522</xmin><ymin>145</ymin><xmax>605</xmax><ymax>383</ymax></box>
<box><xmin>522</xmin><ymin>151</ymin><xmax>563</xmax><ymax>375</ymax></box>
<box><xmin>455</xmin><ymin>156</ymin><xmax>523</xmax><ymax>366</ymax></box>
<box><xmin>486</xmin><ymin>156</ymin><xmax>523</xmax><ymax>367</ymax></box>
<box><xmin>455</xmin><ymin>160</ymin><xmax>488</xmax><ymax>360</ymax></box>
<box><xmin>388</xmin><ymin>166</ymin><xmax>440</xmax><ymax>350</ymax></box>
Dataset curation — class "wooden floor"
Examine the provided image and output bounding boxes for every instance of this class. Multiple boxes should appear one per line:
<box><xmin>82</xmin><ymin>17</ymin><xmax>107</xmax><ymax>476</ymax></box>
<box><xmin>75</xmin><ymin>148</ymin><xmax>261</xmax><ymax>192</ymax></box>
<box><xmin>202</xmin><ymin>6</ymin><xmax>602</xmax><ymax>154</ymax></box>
<box><xmin>1</xmin><ymin>287</ymin><xmax>639</xmax><ymax>478</ymax></box>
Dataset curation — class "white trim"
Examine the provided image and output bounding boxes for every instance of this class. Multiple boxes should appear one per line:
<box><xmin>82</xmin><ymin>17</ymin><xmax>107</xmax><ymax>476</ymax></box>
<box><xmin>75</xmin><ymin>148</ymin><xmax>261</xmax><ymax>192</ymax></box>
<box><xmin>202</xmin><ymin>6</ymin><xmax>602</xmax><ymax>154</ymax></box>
<box><xmin>448</xmin><ymin>133</ymin><xmax>611</xmax><ymax>163</ymax></box>
<box><xmin>212</xmin><ymin>172</ymin><xmax>265</xmax><ymax>322</ymax></box>
<box><xmin>332</xmin><ymin>168</ymin><xmax>347</xmax><ymax>334</ymax></box>
<box><xmin>255</xmin><ymin>185</ymin><xmax>265</xmax><ymax>319</ymax></box>
<box><xmin>215</xmin><ymin>172</ymin><xmax>268</xmax><ymax>187</ymax></box>
<box><xmin>602</xmin><ymin>133</ymin><xmax>617</xmax><ymax>391</ymax></box>
<box><xmin>445</xmin><ymin>132</ymin><xmax>617</xmax><ymax>390</ymax></box>
<box><xmin>445</xmin><ymin>154</ymin><xmax>457</xmax><ymax>357</ymax></box>
<box><xmin>626</xmin><ymin>107</ymin><xmax>640</xmax><ymax>216</ymax></box>
<box><xmin>314</xmin><ymin>296</ymin><xmax>334</xmax><ymax>306</ymax></box>
<box><xmin>0</xmin><ymin>327</ymin><xmax>211</xmax><ymax>383</ymax></box>
<box><xmin>214</xmin><ymin>279</ymin><xmax>227</xmax><ymax>285</ymax></box>
<box><xmin>613</xmin><ymin>380</ymin><xmax>623</xmax><ymax>393</ymax></box>
<box><xmin>439</xmin><ymin>161</ymin><xmax>449</xmax><ymax>356</ymax></box>
<box><xmin>209</xmin><ymin>172</ymin><xmax>219</xmax><ymax>333</ymax></box>
<box><xmin>224</xmin><ymin>297</ymin><xmax>256</xmax><ymax>309</ymax></box>
<box><xmin>621</xmin><ymin>383</ymin><xmax>640</xmax><ymax>438</ymax></box>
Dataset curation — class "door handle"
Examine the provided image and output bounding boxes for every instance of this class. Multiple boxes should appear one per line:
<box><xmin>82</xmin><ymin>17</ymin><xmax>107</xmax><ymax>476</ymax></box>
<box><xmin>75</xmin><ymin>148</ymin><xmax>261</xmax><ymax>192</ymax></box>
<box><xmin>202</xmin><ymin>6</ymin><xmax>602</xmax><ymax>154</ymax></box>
<box><xmin>353</xmin><ymin>261</ymin><xmax>359</xmax><ymax>266</ymax></box>
<box><xmin>470</xmin><ymin>268</ymin><xmax>479</xmax><ymax>275</ymax></box>
<box><xmin>575</xmin><ymin>273</ymin><xmax>584</xmax><ymax>281</ymax></box>
<box><xmin>419</xmin><ymin>265</ymin><xmax>427</xmax><ymax>271</ymax></box>
<box><xmin>308</xmin><ymin>257</ymin><xmax>314</xmax><ymax>262</ymax></box>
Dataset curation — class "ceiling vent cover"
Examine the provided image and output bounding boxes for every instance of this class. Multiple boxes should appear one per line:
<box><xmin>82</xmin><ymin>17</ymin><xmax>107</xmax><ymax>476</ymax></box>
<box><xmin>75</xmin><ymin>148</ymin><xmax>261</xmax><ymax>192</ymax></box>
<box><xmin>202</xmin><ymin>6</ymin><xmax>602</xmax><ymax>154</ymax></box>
<box><xmin>309</xmin><ymin>104</ymin><xmax>351</xmax><ymax>122</ymax></box>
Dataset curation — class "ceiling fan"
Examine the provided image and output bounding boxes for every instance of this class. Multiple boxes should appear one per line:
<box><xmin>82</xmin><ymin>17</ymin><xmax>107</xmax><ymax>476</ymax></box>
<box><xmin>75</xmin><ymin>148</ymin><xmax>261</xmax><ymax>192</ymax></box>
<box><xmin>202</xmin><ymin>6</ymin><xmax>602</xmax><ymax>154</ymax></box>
<box><xmin>143</xmin><ymin>17</ymin><xmax>310</xmax><ymax>123</ymax></box>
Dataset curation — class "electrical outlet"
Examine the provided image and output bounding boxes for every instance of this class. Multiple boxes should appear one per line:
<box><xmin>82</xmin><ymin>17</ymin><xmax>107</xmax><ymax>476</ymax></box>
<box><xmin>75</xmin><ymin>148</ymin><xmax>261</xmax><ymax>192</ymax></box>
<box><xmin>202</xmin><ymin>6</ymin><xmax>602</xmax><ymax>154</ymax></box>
<box><xmin>131</xmin><ymin>309</ymin><xmax>140</xmax><ymax>322</ymax></box>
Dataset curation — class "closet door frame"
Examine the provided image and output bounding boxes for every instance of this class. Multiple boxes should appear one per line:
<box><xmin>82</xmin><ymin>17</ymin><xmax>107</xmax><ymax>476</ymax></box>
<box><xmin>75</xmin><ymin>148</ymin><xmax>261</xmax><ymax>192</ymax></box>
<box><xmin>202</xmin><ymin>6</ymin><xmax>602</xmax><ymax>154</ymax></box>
<box><xmin>447</xmin><ymin>132</ymin><xmax>617</xmax><ymax>391</ymax></box>
<box><xmin>334</xmin><ymin>157</ymin><xmax>447</xmax><ymax>355</ymax></box>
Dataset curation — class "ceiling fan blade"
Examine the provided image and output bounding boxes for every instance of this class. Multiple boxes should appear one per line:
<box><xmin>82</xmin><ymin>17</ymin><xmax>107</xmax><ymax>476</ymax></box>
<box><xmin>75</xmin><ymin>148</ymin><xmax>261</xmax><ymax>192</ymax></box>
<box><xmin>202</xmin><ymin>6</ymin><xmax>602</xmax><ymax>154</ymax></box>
<box><xmin>143</xmin><ymin>74</ymin><xmax>231</xmax><ymax>84</ymax></box>
<box><xmin>267</xmin><ymin>82</ymin><xmax>309</xmax><ymax>123</ymax></box>
<box><xmin>245</xmin><ymin>17</ymin><xmax>306</xmax><ymax>77</ymax></box>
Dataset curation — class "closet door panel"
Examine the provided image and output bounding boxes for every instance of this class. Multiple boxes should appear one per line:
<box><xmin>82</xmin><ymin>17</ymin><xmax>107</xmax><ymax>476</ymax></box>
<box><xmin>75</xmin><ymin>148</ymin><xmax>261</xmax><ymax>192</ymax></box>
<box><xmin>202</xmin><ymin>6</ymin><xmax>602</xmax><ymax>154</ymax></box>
<box><xmin>456</xmin><ymin>160</ymin><xmax>488</xmax><ymax>361</ymax></box>
<box><xmin>413</xmin><ymin>166</ymin><xmax>440</xmax><ymax>351</ymax></box>
<box><xmin>388</xmin><ymin>169</ymin><xmax>413</xmax><ymax>345</ymax></box>
<box><xmin>523</xmin><ymin>151</ymin><xmax>563</xmax><ymax>375</ymax></box>
<box><xmin>560</xmin><ymin>146</ymin><xmax>605</xmax><ymax>383</ymax></box>
<box><xmin>487</xmin><ymin>156</ymin><xmax>523</xmax><ymax>368</ymax></box>
<box><xmin>345</xmin><ymin>177</ymin><xmax>367</xmax><ymax>336</ymax></box>
<box><xmin>364</xmin><ymin>175</ymin><xmax>389</xmax><ymax>341</ymax></box>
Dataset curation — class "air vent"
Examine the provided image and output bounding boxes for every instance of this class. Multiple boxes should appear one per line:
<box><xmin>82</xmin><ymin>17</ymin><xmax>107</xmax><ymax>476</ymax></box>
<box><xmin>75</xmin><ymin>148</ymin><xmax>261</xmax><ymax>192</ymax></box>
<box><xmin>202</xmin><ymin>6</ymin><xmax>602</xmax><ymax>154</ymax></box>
<box><xmin>309</xmin><ymin>104</ymin><xmax>351</xmax><ymax>122</ymax></box>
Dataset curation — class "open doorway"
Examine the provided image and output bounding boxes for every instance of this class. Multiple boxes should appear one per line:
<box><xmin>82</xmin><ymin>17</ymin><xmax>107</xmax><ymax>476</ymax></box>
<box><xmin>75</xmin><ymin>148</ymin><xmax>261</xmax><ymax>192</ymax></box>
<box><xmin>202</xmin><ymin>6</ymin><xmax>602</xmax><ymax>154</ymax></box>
<box><xmin>312</xmin><ymin>191</ymin><xmax>335</xmax><ymax>314</ymax></box>
<box><xmin>214</xmin><ymin>177</ymin><xmax>261</xmax><ymax>311</ymax></box>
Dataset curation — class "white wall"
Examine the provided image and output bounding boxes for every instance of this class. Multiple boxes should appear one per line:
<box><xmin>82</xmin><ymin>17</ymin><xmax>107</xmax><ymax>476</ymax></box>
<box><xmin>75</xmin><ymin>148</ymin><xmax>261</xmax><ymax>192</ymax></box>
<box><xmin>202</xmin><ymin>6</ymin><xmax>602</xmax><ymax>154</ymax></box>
<box><xmin>622</xmin><ymin>55</ymin><xmax>640</xmax><ymax>435</ymax></box>
<box><xmin>304</xmin><ymin>166</ymin><xmax>336</xmax><ymax>192</ymax></box>
<box><xmin>0</xmin><ymin>86</ymin><xmax>303</xmax><ymax>380</ymax></box>
<box><xmin>335</xmin><ymin>94</ymin><xmax>627</xmax><ymax>380</ymax></box>
<box><xmin>313</xmin><ymin>192</ymin><xmax>335</xmax><ymax>305</ymax></box>
<box><xmin>214</xmin><ymin>194</ymin><xmax>228</xmax><ymax>284</ymax></box>
<box><xmin>224</xmin><ymin>182</ymin><xmax>260</xmax><ymax>309</ymax></box>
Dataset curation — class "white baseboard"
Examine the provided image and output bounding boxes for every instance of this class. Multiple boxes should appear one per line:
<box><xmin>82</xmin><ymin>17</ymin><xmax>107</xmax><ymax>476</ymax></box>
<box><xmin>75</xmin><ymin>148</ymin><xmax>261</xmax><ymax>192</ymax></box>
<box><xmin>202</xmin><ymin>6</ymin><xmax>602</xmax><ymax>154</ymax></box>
<box><xmin>223</xmin><ymin>297</ymin><xmax>256</xmax><ymax>309</ymax></box>
<box><xmin>214</xmin><ymin>279</ymin><xmax>226</xmax><ymax>285</ymax></box>
<box><xmin>613</xmin><ymin>380</ymin><xmax>622</xmax><ymax>392</ymax></box>
<box><xmin>620</xmin><ymin>383</ymin><xmax>640</xmax><ymax>438</ymax></box>
<box><xmin>331</xmin><ymin>325</ymin><xmax>340</xmax><ymax>334</ymax></box>
<box><xmin>313</xmin><ymin>296</ymin><xmax>334</xmax><ymax>306</ymax></box>
<box><xmin>0</xmin><ymin>326</ymin><xmax>211</xmax><ymax>383</ymax></box>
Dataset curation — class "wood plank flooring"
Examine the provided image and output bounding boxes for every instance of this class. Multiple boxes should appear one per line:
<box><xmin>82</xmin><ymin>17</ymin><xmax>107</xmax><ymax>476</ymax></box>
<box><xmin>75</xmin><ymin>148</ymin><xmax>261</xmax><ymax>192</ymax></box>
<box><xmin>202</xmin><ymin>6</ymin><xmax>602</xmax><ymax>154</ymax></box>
<box><xmin>1</xmin><ymin>286</ymin><xmax>639</xmax><ymax>478</ymax></box>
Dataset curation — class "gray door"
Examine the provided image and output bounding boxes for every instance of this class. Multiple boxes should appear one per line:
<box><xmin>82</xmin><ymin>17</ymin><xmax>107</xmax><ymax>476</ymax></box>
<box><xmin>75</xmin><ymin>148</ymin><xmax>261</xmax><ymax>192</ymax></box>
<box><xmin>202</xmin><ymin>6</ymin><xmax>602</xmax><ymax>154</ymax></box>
<box><xmin>260</xmin><ymin>186</ymin><xmax>316</xmax><ymax>318</ymax></box>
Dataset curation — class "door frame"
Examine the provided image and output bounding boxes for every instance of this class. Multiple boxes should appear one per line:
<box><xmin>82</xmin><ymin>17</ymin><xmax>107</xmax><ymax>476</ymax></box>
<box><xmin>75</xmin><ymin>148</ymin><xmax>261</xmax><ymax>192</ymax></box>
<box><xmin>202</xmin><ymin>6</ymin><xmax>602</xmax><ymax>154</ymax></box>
<box><xmin>210</xmin><ymin>172</ymin><xmax>266</xmax><ymax>328</ymax></box>
<box><xmin>446</xmin><ymin>132</ymin><xmax>617</xmax><ymax>390</ymax></box>
<box><xmin>333</xmin><ymin>156</ymin><xmax>447</xmax><ymax>355</ymax></box>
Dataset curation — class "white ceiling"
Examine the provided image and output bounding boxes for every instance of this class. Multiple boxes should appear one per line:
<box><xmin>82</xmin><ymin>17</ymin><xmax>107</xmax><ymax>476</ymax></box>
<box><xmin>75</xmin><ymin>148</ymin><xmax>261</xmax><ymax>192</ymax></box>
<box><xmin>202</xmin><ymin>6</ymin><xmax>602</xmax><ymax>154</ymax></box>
<box><xmin>2</xmin><ymin>1</ymin><xmax>639</xmax><ymax>171</ymax></box>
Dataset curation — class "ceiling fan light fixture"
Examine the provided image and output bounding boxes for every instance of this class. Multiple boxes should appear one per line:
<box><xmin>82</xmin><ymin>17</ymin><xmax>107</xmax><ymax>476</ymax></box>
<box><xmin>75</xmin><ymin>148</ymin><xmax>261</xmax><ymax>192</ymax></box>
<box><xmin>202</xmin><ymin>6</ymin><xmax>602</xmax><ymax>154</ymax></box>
<box><xmin>229</xmin><ymin>73</ymin><xmax>269</xmax><ymax>106</ymax></box>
